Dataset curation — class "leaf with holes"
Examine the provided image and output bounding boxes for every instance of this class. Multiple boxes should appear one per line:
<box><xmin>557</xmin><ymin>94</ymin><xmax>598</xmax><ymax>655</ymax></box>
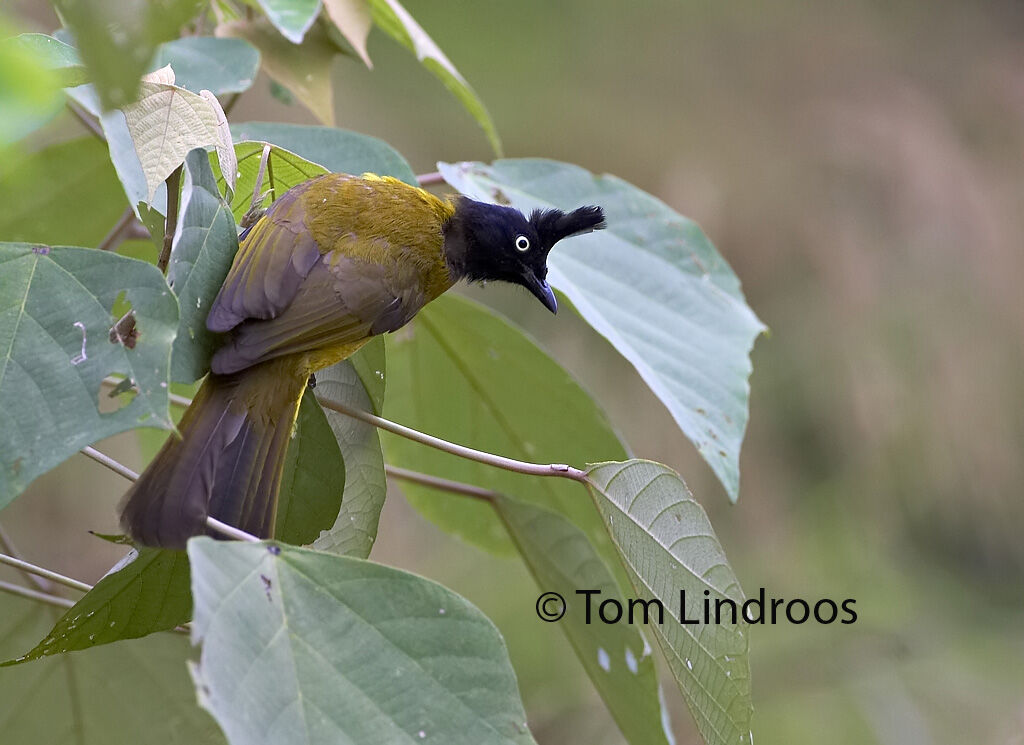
<box><xmin>0</xmin><ymin>243</ymin><xmax>177</xmax><ymax>510</ymax></box>
<box><xmin>311</xmin><ymin>339</ymin><xmax>386</xmax><ymax>558</ymax></box>
<box><xmin>366</xmin><ymin>0</ymin><xmax>501</xmax><ymax>155</ymax></box>
<box><xmin>586</xmin><ymin>460</ymin><xmax>753</xmax><ymax>745</ymax></box>
<box><xmin>440</xmin><ymin>159</ymin><xmax>765</xmax><ymax>502</ymax></box>
<box><xmin>168</xmin><ymin>149</ymin><xmax>239</xmax><ymax>383</ymax></box>
<box><xmin>188</xmin><ymin>539</ymin><xmax>537</xmax><ymax>745</ymax></box>
<box><xmin>1</xmin><ymin>548</ymin><xmax>191</xmax><ymax>664</ymax></box>
<box><xmin>493</xmin><ymin>495</ymin><xmax>674</xmax><ymax>745</ymax></box>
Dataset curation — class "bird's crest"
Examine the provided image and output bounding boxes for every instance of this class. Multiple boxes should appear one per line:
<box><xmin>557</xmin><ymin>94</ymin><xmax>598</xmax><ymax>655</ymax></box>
<box><xmin>529</xmin><ymin>206</ymin><xmax>606</xmax><ymax>249</ymax></box>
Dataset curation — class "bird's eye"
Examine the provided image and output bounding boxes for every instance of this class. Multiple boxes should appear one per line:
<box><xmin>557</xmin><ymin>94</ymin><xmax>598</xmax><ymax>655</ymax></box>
<box><xmin>514</xmin><ymin>235</ymin><xmax>530</xmax><ymax>252</ymax></box>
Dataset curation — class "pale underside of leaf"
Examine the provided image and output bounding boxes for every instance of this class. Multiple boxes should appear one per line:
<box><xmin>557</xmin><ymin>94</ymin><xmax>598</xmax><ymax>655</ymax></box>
<box><xmin>323</xmin><ymin>0</ymin><xmax>373</xmax><ymax>67</ymax></box>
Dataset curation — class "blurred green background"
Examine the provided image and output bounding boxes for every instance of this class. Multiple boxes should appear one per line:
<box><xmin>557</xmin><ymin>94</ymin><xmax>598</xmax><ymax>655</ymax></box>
<box><xmin>4</xmin><ymin>1</ymin><xmax>1024</xmax><ymax>743</ymax></box>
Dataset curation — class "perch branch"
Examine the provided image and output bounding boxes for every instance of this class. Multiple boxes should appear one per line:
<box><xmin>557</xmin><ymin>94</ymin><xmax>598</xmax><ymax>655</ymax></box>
<box><xmin>156</xmin><ymin>165</ymin><xmax>183</xmax><ymax>274</ymax></box>
<box><xmin>0</xmin><ymin>553</ymin><xmax>92</xmax><ymax>593</ymax></box>
<box><xmin>0</xmin><ymin>522</ymin><xmax>52</xmax><ymax>591</ymax></box>
<box><xmin>0</xmin><ymin>580</ymin><xmax>75</xmax><ymax>609</ymax></box>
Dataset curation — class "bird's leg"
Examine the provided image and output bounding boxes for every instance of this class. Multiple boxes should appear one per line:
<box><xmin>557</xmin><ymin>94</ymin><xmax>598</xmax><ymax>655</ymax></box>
<box><xmin>307</xmin><ymin>373</ymin><xmax>317</xmax><ymax>390</ymax></box>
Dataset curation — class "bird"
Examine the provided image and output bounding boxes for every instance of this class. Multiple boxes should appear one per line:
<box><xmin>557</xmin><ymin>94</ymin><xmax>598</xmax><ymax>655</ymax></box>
<box><xmin>119</xmin><ymin>172</ymin><xmax>606</xmax><ymax>548</ymax></box>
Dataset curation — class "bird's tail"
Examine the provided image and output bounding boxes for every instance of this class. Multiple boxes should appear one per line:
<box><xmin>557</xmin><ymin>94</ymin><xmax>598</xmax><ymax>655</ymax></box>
<box><xmin>119</xmin><ymin>362</ymin><xmax>305</xmax><ymax>549</ymax></box>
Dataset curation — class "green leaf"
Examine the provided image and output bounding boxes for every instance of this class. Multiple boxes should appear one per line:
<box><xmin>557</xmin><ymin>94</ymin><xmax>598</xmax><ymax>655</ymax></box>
<box><xmin>0</xmin><ymin>32</ymin><xmax>65</xmax><ymax>144</ymax></box>
<box><xmin>5</xmin><ymin>33</ymin><xmax>88</xmax><ymax>87</ymax></box>
<box><xmin>383</xmin><ymin>294</ymin><xmax>625</xmax><ymax>567</ymax></box>
<box><xmin>229</xmin><ymin>121</ymin><xmax>417</xmax><ymax>184</ymax></box>
<box><xmin>493</xmin><ymin>495</ymin><xmax>674</xmax><ymax>745</ymax></box>
<box><xmin>54</xmin><ymin>0</ymin><xmax>205</xmax><ymax>110</ymax></box>
<box><xmin>586</xmin><ymin>460</ymin><xmax>753</xmax><ymax>745</ymax></box>
<box><xmin>217</xmin><ymin>18</ymin><xmax>336</xmax><ymax>125</ymax></box>
<box><xmin>0</xmin><ymin>137</ymin><xmax>139</xmax><ymax>247</ymax></box>
<box><xmin>169</xmin><ymin>149</ymin><xmax>239</xmax><ymax>383</ymax></box>
<box><xmin>439</xmin><ymin>159</ymin><xmax>766</xmax><ymax>502</ymax></box>
<box><xmin>152</xmin><ymin>36</ymin><xmax>261</xmax><ymax>95</ymax></box>
<box><xmin>188</xmin><ymin>539</ymin><xmax>537</xmax><ymax>744</ymax></box>
<box><xmin>0</xmin><ymin>244</ymin><xmax>177</xmax><ymax>510</ymax></box>
<box><xmin>255</xmin><ymin>0</ymin><xmax>322</xmax><ymax>43</ymax></box>
<box><xmin>366</xmin><ymin>0</ymin><xmax>501</xmax><ymax>156</ymax></box>
<box><xmin>275</xmin><ymin>389</ymin><xmax>347</xmax><ymax>545</ymax></box>
<box><xmin>323</xmin><ymin>0</ymin><xmax>373</xmax><ymax>67</ymax></box>
<box><xmin>213</xmin><ymin>141</ymin><xmax>328</xmax><ymax>223</ymax></box>
<box><xmin>121</xmin><ymin>67</ymin><xmax>236</xmax><ymax>202</ymax></box>
<box><xmin>311</xmin><ymin>340</ymin><xmax>386</xmax><ymax>558</ymax></box>
<box><xmin>63</xmin><ymin>83</ymin><xmax>169</xmax><ymax>225</ymax></box>
<box><xmin>2</xmin><ymin>548</ymin><xmax>191</xmax><ymax>664</ymax></box>
<box><xmin>0</xmin><ymin>591</ymin><xmax>223</xmax><ymax>744</ymax></box>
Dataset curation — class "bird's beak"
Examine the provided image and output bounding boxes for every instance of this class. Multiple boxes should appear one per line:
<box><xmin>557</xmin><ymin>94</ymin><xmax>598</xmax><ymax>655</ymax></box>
<box><xmin>524</xmin><ymin>273</ymin><xmax>558</xmax><ymax>313</ymax></box>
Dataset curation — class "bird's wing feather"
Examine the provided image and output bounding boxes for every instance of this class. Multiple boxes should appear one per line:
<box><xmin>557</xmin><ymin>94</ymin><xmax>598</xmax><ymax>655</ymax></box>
<box><xmin>210</xmin><ymin>251</ymin><xmax>425</xmax><ymax>374</ymax></box>
<box><xmin>206</xmin><ymin>178</ymin><xmax>325</xmax><ymax>333</ymax></box>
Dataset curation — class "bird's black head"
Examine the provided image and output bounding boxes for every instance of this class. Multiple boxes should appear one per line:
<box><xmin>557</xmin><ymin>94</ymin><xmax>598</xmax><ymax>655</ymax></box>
<box><xmin>443</xmin><ymin>196</ymin><xmax>606</xmax><ymax>313</ymax></box>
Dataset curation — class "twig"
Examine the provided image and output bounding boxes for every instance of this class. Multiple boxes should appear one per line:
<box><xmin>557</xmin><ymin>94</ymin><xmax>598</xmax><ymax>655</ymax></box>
<box><xmin>222</xmin><ymin>92</ymin><xmax>241</xmax><ymax>117</ymax></box>
<box><xmin>79</xmin><ymin>447</ymin><xmax>259</xmax><ymax>544</ymax></box>
<box><xmin>316</xmin><ymin>395</ymin><xmax>589</xmax><ymax>482</ymax></box>
<box><xmin>0</xmin><ymin>553</ymin><xmax>92</xmax><ymax>593</ymax></box>
<box><xmin>417</xmin><ymin>171</ymin><xmax>444</xmax><ymax>186</ymax></box>
<box><xmin>81</xmin><ymin>446</ymin><xmax>139</xmax><ymax>481</ymax></box>
<box><xmin>0</xmin><ymin>580</ymin><xmax>74</xmax><ymax>610</ymax></box>
<box><xmin>97</xmin><ymin>207</ymin><xmax>137</xmax><ymax>252</ymax></box>
<box><xmin>0</xmin><ymin>522</ymin><xmax>53</xmax><ymax>592</ymax></box>
<box><xmin>156</xmin><ymin>165</ymin><xmax>183</xmax><ymax>274</ymax></box>
<box><xmin>384</xmin><ymin>464</ymin><xmax>498</xmax><ymax>503</ymax></box>
<box><xmin>205</xmin><ymin>517</ymin><xmax>260</xmax><ymax>543</ymax></box>
<box><xmin>67</xmin><ymin>101</ymin><xmax>104</xmax><ymax>140</ymax></box>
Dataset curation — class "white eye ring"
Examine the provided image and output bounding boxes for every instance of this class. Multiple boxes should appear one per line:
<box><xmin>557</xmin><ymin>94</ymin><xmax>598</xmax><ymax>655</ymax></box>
<box><xmin>515</xmin><ymin>235</ymin><xmax>530</xmax><ymax>252</ymax></box>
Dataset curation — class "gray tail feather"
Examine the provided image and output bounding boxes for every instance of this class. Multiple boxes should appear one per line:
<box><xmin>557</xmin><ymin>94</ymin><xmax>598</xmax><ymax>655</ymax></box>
<box><xmin>119</xmin><ymin>374</ymin><xmax>297</xmax><ymax>549</ymax></box>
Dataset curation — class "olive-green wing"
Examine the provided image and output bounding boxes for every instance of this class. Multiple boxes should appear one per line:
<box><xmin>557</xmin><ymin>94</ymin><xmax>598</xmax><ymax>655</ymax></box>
<box><xmin>206</xmin><ymin>178</ymin><xmax>326</xmax><ymax>333</ymax></box>
<box><xmin>210</xmin><ymin>250</ymin><xmax>426</xmax><ymax>375</ymax></box>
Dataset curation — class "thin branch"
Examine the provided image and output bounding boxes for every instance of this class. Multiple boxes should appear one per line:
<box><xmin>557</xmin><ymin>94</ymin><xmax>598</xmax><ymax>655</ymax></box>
<box><xmin>79</xmin><ymin>447</ymin><xmax>259</xmax><ymax>544</ymax></box>
<box><xmin>67</xmin><ymin>101</ymin><xmax>104</xmax><ymax>140</ymax></box>
<box><xmin>384</xmin><ymin>464</ymin><xmax>497</xmax><ymax>503</ymax></box>
<box><xmin>316</xmin><ymin>395</ymin><xmax>589</xmax><ymax>482</ymax></box>
<box><xmin>417</xmin><ymin>171</ymin><xmax>444</xmax><ymax>186</ymax></box>
<box><xmin>222</xmin><ymin>92</ymin><xmax>241</xmax><ymax>117</ymax></box>
<box><xmin>206</xmin><ymin>517</ymin><xmax>260</xmax><ymax>543</ymax></box>
<box><xmin>97</xmin><ymin>207</ymin><xmax>137</xmax><ymax>252</ymax></box>
<box><xmin>0</xmin><ymin>553</ymin><xmax>92</xmax><ymax>593</ymax></box>
<box><xmin>0</xmin><ymin>580</ymin><xmax>75</xmax><ymax>609</ymax></box>
<box><xmin>156</xmin><ymin>164</ymin><xmax>183</xmax><ymax>274</ymax></box>
<box><xmin>81</xmin><ymin>446</ymin><xmax>139</xmax><ymax>481</ymax></box>
<box><xmin>0</xmin><ymin>522</ymin><xmax>53</xmax><ymax>592</ymax></box>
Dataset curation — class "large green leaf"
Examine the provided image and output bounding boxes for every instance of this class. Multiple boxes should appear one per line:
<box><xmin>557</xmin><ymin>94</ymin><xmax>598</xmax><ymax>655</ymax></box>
<box><xmin>54</xmin><ymin>0</ymin><xmax>205</xmax><ymax>110</ymax></box>
<box><xmin>151</xmin><ymin>37</ymin><xmax>261</xmax><ymax>95</ymax></box>
<box><xmin>586</xmin><ymin>460</ymin><xmax>753</xmax><ymax>745</ymax></box>
<box><xmin>275</xmin><ymin>389</ymin><xmax>347</xmax><ymax>545</ymax></box>
<box><xmin>217</xmin><ymin>18</ymin><xmax>336</xmax><ymax>125</ymax></box>
<box><xmin>0</xmin><ymin>137</ymin><xmax>138</xmax><ymax>247</ymax></box>
<box><xmin>366</xmin><ymin>0</ymin><xmax>501</xmax><ymax>156</ymax></box>
<box><xmin>311</xmin><ymin>340</ymin><xmax>387</xmax><ymax>558</ymax></box>
<box><xmin>439</xmin><ymin>159</ymin><xmax>766</xmax><ymax>502</ymax></box>
<box><xmin>169</xmin><ymin>149</ymin><xmax>239</xmax><ymax>383</ymax></box>
<box><xmin>5</xmin><ymin>33</ymin><xmax>88</xmax><ymax>87</ymax></box>
<box><xmin>229</xmin><ymin>122</ymin><xmax>416</xmax><ymax>183</ymax></box>
<box><xmin>0</xmin><ymin>32</ymin><xmax>66</xmax><ymax>145</ymax></box>
<box><xmin>0</xmin><ymin>244</ymin><xmax>177</xmax><ymax>509</ymax></box>
<box><xmin>0</xmin><ymin>591</ymin><xmax>223</xmax><ymax>744</ymax></box>
<box><xmin>493</xmin><ymin>495</ymin><xmax>674</xmax><ymax>745</ymax></box>
<box><xmin>2</xmin><ymin>548</ymin><xmax>190</xmax><ymax>664</ymax></box>
<box><xmin>63</xmin><ymin>83</ymin><xmax>168</xmax><ymax>226</ymax></box>
<box><xmin>255</xmin><ymin>0</ymin><xmax>322</xmax><ymax>43</ymax></box>
<box><xmin>212</xmin><ymin>141</ymin><xmax>328</xmax><ymax>223</ymax></box>
<box><xmin>188</xmin><ymin>539</ymin><xmax>537</xmax><ymax>745</ymax></box>
<box><xmin>383</xmin><ymin>294</ymin><xmax>625</xmax><ymax>565</ymax></box>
